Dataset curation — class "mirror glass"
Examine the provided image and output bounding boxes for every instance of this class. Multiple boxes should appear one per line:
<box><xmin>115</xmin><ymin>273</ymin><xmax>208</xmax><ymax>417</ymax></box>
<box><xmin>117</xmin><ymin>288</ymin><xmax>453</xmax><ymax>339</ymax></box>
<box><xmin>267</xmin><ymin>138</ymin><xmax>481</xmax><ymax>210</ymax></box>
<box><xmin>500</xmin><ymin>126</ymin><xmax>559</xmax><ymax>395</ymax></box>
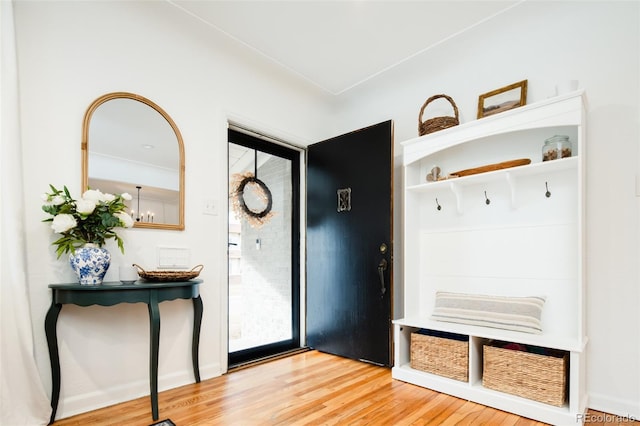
<box><xmin>82</xmin><ymin>92</ymin><xmax>185</xmax><ymax>230</ymax></box>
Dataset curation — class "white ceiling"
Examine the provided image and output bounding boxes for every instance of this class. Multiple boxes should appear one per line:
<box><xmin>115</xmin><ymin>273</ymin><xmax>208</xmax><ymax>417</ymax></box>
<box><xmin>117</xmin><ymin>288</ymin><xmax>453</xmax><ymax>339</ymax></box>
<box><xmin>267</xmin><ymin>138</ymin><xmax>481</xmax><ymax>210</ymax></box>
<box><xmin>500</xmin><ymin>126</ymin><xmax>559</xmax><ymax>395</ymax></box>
<box><xmin>170</xmin><ymin>0</ymin><xmax>522</xmax><ymax>95</ymax></box>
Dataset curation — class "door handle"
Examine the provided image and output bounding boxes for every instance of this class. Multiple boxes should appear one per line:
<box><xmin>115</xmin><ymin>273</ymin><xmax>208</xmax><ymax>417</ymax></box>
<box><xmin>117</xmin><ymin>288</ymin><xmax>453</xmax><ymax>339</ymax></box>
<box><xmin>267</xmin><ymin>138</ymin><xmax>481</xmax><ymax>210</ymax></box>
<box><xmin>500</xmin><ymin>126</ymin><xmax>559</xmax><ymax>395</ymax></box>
<box><xmin>377</xmin><ymin>258</ymin><xmax>388</xmax><ymax>297</ymax></box>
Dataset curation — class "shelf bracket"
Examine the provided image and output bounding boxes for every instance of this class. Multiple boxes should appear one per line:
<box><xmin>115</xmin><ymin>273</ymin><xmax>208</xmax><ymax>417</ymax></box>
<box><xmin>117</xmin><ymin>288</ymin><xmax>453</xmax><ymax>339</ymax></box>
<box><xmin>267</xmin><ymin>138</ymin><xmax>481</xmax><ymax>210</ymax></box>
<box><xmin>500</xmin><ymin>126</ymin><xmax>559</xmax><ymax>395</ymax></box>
<box><xmin>449</xmin><ymin>182</ymin><xmax>462</xmax><ymax>214</ymax></box>
<box><xmin>505</xmin><ymin>172</ymin><xmax>516</xmax><ymax>209</ymax></box>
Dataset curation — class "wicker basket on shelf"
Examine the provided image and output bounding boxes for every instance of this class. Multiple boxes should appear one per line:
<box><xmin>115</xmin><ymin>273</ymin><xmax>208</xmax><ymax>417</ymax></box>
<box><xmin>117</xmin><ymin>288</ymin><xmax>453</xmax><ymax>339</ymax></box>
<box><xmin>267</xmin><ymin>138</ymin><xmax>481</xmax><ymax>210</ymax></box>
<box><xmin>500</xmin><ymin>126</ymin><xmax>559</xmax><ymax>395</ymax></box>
<box><xmin>418</xmin><ymin>94</ymin><xmax>460</xmax><ymax>136</ymax></box>
<box><xmin>133</xmin><ymin>264</ymin><xmax>203</xmax><ymax>282</ymax></box>
<box><xmin>483</xmin><ymin>344</ymin><xmax>568</xmax><ymax>406</ymax></box>
<box><xmin>410</xmin><ymin>331</ymin><xmax>468</xmax><ymax>382</ymax></box>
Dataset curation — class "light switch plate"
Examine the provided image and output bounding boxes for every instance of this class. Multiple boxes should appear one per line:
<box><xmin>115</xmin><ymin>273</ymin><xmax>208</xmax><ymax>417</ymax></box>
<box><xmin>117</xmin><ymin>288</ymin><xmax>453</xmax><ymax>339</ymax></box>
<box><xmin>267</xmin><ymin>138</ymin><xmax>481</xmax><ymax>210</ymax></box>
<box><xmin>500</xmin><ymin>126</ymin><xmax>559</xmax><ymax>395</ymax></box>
<box><xmin>203</xmin><ymin>198</ymin><xmax>218</xmax><ymax>215</ymax></box>
<box><xmin>157</xmin><ymin>247</ymin><xmax>190</xmax><ymax>269</ymax></box>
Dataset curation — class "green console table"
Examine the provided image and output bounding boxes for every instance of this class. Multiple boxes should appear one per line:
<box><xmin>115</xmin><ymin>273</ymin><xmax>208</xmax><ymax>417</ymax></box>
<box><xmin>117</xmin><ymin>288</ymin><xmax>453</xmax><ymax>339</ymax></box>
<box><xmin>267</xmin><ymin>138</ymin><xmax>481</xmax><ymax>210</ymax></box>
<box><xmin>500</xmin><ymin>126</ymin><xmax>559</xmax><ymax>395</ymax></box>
<box><xmin>44</xmin><ymin>280</ymin><xmax>203</xmax><ymax>424</ymax></box>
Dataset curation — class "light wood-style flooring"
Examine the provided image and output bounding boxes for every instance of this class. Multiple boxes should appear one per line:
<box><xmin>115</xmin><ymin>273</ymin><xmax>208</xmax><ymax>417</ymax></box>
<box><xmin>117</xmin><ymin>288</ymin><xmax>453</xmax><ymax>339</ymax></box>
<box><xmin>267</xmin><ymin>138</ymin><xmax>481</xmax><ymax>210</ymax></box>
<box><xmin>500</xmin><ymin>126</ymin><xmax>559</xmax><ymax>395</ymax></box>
<box><xmin>53</xmin><ymin>350</ymin><xmax>637</xmax><ymax>426</ymax></box>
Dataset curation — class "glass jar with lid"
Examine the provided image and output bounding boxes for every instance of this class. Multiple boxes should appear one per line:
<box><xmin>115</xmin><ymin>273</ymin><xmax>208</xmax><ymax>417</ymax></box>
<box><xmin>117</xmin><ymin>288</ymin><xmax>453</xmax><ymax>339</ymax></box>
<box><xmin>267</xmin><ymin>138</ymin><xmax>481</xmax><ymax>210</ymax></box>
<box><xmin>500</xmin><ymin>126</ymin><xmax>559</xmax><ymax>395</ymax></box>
<box><xmin>542</xmin><ymin>135</ymin><xmax>572</xmax><ymax>161</ymax></box>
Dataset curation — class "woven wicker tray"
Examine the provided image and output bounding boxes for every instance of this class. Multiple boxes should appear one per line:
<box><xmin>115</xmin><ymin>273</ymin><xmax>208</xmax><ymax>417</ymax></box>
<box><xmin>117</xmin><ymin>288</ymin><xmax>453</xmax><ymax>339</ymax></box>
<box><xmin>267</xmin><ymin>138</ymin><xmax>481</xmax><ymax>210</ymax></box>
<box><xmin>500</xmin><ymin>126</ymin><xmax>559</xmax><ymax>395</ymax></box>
<box><xmin>133</xmin><ymin>264</ymin><xmax>203</xmax><ymax>282</ymax></box>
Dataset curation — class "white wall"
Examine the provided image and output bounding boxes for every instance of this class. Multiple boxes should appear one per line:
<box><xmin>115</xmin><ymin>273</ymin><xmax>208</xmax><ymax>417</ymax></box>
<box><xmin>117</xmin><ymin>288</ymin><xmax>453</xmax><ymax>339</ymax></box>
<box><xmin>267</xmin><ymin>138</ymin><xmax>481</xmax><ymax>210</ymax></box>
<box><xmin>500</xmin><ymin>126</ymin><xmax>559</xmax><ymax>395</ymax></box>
<box><xmin>12</xmin><ymin>0</ymin><xmax>640</xmax><ymax>421</ymax></box>
<box><xmin>333</xmin><ymin>1</ymin><xmax>640</xmax><ymax>418</ymax></box>
<box><xmin>13</xmin><ymin>0</ymin><xmax>334</xmax><ymax>420</ymax></box>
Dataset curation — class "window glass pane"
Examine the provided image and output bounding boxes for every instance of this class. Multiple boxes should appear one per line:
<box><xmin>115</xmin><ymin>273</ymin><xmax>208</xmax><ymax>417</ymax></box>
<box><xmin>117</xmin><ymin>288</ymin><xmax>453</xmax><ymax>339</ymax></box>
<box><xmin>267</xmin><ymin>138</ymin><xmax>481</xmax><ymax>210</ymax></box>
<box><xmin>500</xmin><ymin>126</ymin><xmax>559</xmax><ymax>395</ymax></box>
<box><xmin>228</xmin><ymin>145</ymin><xmax>292</xmax><ymax>352</ymax></box>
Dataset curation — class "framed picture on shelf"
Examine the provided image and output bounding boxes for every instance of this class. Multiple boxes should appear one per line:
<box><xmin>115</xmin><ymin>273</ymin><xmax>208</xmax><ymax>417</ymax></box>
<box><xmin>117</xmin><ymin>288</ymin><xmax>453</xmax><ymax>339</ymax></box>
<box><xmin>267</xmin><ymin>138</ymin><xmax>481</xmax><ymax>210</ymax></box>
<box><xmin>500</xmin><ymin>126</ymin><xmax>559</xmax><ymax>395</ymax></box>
<box><xmin>477</xmin><ymin>80</ymin><xmax>528</xmax><ymax>119</ymax></box>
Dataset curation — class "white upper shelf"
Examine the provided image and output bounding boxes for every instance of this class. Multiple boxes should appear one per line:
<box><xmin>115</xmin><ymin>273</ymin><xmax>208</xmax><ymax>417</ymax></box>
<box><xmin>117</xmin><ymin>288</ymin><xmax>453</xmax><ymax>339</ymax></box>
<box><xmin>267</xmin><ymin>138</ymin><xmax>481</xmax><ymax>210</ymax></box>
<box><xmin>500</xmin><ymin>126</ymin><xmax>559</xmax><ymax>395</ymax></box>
<box><xmin>406</xmin><ymin>156</ymin><xmax>578</xmax><ymax>193</ymax></box>
<box><xmin>403</xmin><ymin>90</ymin><xmax>586</xmax><ymax>167</ymax></box>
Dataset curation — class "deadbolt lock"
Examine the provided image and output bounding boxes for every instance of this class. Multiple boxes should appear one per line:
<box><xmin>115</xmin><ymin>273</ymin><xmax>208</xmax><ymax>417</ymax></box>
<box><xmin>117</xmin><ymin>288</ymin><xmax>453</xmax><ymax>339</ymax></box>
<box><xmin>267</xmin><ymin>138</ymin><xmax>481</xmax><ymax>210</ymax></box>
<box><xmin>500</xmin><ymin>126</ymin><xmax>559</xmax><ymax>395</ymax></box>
<box><xmin>379</xmin><ymin>243</ymin><xmax>388</xmax><ymax>254</ymax></box>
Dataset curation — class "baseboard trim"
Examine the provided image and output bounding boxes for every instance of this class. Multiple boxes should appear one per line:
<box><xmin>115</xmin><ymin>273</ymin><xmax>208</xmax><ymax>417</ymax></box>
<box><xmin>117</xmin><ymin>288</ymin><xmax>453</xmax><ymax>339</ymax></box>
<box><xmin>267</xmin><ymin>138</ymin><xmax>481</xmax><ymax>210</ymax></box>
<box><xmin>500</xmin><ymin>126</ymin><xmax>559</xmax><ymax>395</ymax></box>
<box><xmin>56</xmin><ymin>362</ymin><xmax>221</xmax><ymax>421</ymax></box>
<box><xmin>589</xmin><ymin>392</ymin><xmax>640</xmax><ymax>420</ymax></box>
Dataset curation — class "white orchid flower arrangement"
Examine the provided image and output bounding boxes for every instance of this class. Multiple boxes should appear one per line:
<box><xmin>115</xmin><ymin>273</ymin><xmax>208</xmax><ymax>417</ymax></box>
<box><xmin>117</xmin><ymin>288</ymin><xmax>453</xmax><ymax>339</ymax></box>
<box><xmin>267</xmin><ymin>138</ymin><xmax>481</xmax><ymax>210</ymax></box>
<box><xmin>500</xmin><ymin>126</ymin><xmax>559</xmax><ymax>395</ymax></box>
<box><xmin>42</xmin><ymin>185</ymin><xmax>134</xmax><ymax>258</ymax></box>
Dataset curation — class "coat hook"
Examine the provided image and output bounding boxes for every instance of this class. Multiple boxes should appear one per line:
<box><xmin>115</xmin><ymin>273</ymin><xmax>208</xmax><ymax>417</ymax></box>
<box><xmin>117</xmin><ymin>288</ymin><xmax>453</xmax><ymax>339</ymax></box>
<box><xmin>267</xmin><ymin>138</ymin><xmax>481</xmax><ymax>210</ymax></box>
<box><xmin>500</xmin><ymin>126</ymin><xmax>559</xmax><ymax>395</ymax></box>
<box><xmin>545</xmin><ymin>182</ymin><xmax>551</xmax><ymax>198</ymax></box>
<box><xmin>435</xmin><ymin>198</ymin><xmax>442</xmax><ymax>211</ymax></box>
<box><xmin>484</xmin><ymin>191</ymin><xmax>490</xmax><ymax>205</ymax></box>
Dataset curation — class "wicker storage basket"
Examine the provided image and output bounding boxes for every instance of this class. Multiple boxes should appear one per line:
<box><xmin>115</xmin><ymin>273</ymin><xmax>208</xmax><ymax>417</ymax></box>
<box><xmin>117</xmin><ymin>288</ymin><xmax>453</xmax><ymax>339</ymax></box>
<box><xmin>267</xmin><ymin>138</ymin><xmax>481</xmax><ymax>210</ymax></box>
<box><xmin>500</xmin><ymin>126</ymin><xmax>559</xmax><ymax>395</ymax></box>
<box><xmin>418</xmin><ymin>94</ymin><xmax>460</xmax><ymax>136</ymax></box>
<box><xmin>410</xmin><ymin>330</ymin><xmax>468</xmax><ymax>382</ymax></box>
<box><xmin>483</xmin><ymin>344</ymin><xmax>568</xmax><ymax>406</ymax></box>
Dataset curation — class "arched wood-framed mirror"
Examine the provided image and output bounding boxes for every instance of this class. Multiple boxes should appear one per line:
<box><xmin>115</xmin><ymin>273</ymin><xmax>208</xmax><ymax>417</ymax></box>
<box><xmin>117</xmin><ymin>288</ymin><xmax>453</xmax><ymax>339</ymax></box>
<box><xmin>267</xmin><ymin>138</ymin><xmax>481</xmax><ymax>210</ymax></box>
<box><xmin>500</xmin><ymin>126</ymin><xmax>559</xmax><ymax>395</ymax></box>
<box><xmin>82</xmin><ymin>92</ymin><xmax>185</xmax><ymax>230</ymax></box>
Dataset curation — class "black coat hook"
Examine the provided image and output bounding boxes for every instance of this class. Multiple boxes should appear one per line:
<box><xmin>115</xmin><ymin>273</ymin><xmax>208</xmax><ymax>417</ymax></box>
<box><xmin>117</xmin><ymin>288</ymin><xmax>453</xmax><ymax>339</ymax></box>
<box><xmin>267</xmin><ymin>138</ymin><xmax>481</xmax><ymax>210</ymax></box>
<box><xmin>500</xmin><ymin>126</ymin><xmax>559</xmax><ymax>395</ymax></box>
<box><xmin>545</xmin><ymin>182</ymin><xmax>551</xmax><ymax>198</ymax></box>
<box><xmin>435</xmin><ymin>198</ymin><xmax>441</xmax><ymax>211</ymax></box>
<box><xmin>484</xmin><ymin>191</ymin><xmax>490</xmax><ymax>205</ymax></box>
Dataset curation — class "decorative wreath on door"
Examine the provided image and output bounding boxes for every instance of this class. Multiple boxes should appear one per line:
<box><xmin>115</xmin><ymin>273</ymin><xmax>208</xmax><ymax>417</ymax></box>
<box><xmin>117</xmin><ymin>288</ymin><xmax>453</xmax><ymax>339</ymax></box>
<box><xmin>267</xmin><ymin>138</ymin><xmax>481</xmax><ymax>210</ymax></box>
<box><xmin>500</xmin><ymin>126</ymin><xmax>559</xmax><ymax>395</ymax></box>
<box><xmin>230</xmin><ymin>150</ymin><xmax>275</xmax><ymax>228</ymax></box>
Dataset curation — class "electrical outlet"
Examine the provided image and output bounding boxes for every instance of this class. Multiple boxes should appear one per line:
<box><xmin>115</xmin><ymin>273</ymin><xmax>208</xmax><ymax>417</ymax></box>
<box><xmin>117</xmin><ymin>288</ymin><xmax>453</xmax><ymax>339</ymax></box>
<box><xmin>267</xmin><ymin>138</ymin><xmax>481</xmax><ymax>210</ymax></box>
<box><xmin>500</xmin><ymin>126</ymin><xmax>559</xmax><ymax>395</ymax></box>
<box><xmin>158</xmin><ymin>247</ymin><xmax>190</xmax><ymax>269</ymax></box>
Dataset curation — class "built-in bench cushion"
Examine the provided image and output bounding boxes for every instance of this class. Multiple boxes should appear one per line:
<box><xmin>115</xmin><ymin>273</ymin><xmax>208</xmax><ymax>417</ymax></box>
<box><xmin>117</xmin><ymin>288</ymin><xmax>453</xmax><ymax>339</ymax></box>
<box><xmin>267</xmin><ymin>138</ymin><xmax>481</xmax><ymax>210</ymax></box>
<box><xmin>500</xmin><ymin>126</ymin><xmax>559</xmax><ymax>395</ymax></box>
<box><xmin>432</xmin><ymin>291</ymin><xmax>545</xmax><ymax>334</ymax></box>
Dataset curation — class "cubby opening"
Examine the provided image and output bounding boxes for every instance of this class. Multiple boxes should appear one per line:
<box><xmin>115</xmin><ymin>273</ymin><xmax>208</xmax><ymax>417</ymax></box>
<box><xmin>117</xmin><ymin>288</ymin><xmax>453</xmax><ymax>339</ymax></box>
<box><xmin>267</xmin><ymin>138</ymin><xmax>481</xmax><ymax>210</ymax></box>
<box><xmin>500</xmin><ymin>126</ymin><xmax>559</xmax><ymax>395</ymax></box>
<box><xmin>409</xmin><ymin>329</ymin><xmax>469</xmax><ymax>382</ymax></box>
<box><xmin>481</xmin><ymin>340</ymin><xmax>570</xmax><ymax>407</ymax></box>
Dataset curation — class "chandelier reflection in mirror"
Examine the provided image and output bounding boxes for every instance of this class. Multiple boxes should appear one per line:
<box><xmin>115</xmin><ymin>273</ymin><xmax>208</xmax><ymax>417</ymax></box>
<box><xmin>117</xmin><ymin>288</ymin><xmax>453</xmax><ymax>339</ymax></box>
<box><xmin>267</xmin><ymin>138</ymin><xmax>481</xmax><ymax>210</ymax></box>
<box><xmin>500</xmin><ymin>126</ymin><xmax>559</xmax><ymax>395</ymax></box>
<box><xmin>130</xmin><ymin>185</ymin><xmax>155</xmax><ymax>223</ymax></box>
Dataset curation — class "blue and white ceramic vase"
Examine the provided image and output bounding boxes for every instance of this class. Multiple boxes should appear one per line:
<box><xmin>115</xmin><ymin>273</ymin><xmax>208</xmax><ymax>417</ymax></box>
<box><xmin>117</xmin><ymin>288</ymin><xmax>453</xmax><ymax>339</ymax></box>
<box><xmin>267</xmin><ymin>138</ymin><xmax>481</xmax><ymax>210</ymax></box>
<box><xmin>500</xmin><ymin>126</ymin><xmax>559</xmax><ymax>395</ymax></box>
<box><xmin>69</xmin><ymin>243</ymin><xmax>111</xmax><ymax>285</ymax></box>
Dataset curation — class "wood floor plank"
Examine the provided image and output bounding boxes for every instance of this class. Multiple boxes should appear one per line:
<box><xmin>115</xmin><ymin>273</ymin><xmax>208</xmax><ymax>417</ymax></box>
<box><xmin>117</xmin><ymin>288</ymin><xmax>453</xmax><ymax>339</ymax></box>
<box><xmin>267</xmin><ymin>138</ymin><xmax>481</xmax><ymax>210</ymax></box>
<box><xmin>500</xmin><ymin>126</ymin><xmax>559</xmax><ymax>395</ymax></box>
<box><xmin>436</xmin><ymin>400</ymin><xmax>487</xmax><ymax>426</ymax></box>
<box><xmin>52</xmin><ymin>351</ymin><xmax>638</xmax><ymax>426</ymax></box>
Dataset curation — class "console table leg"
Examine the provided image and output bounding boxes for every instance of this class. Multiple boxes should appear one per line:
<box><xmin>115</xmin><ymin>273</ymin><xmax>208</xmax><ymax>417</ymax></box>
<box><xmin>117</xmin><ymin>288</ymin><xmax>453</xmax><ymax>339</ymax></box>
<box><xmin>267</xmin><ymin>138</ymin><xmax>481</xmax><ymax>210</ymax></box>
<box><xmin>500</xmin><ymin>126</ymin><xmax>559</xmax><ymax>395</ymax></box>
<box><xmin>44</xmin><ymin>301</ymin><xmax>62</xmax><ymax>425</ymax></box>
<box><xmin>192</xmin><ymin>295</ymin><xmax>203</xmax><ymax>383</ymax></box>
<box><xmin>148</xmin><ymin>292</ymin><xmax>160</xmax><ymax>421</ymax></box>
